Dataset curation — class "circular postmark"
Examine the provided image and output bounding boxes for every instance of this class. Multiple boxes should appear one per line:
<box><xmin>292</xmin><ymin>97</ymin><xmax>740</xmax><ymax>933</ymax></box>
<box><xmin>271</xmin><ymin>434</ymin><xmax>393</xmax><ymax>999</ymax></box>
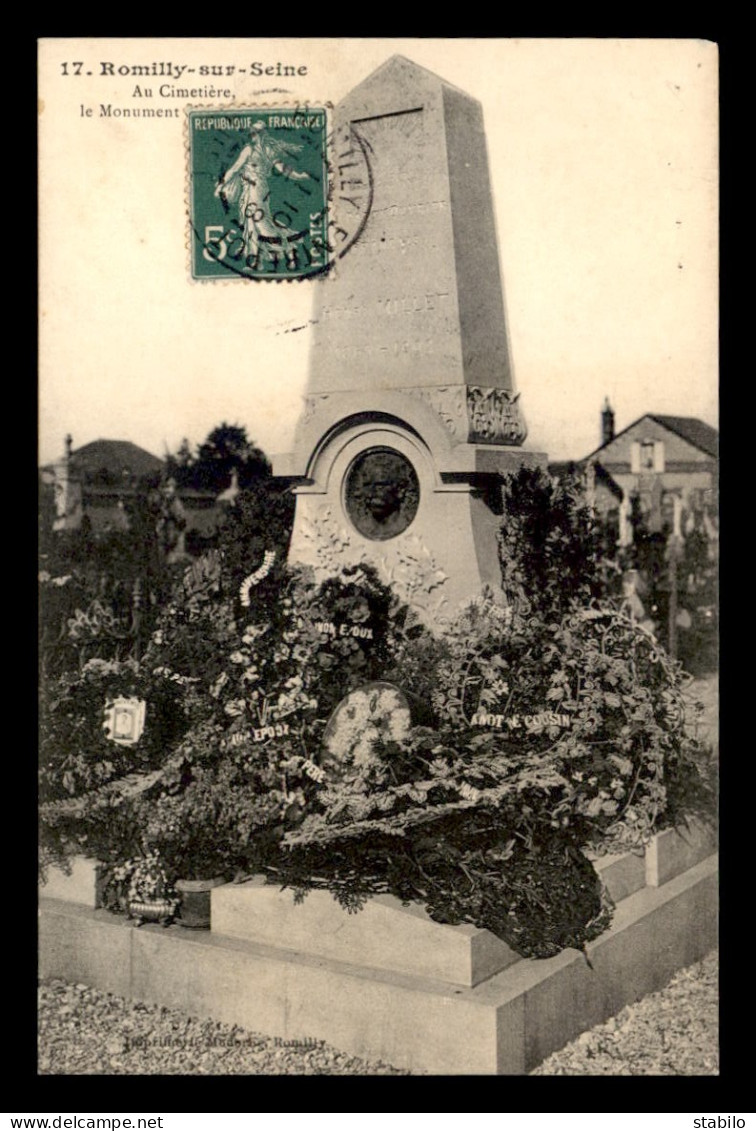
<box><xmin>324</xmin><ymin>118</ymin><xmax>373</xmax><ymax>270</ymax></box>
<box><xmin>343</xmin><ymin>447</ymin><xmax>420</xmax><ymax>541</ymax></box>
<box><xmin>188</xmin><ymin>106</ymin><xmax>372</xmax><ymax>281</ymax></box>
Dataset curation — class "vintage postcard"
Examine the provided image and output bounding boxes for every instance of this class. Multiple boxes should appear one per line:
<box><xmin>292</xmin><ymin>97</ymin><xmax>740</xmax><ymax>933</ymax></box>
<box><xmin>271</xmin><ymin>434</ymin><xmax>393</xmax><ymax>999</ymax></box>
<box><xmin>38</xmin><ymin>38</ymin><xmax>718</xmax><ymax>1076</ymax></box>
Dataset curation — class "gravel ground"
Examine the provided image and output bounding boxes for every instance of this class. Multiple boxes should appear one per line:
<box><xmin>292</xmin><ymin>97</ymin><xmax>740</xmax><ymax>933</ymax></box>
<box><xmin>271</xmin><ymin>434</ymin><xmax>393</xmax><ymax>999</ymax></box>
<box><xmin>531</xmin><ymin>949</ymin><xmax>718</xmax><ymax>1075</ymax></box>
<box><xmin>37</xmin><ymin>979</ymin><xmax>409</xmax><ymax>1075</ymax></box>
<box><xmin>39</xmin><ymin>949</ymin><xmax>717</xmax><ymax>1075</ymax></box>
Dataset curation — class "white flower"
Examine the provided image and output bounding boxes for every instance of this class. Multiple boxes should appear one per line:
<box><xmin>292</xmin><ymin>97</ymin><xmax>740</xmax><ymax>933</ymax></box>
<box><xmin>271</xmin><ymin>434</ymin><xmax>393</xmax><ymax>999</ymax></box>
<box><xmin>210</xmin><ymin>672</ymin><xmax>229</xmax><ymax>699</ymax></box>
<box><xmin>388</xmin><ymin>711</ymin><xmax>411</xmax><ymax>741</ymax></box>
<box><xmin>325</xmin><ymin>686</ymin><xmax>410</xmax><ymax>766</ymax></box>
<box><xmin>242</xmin><ymin>625</ymin><xmax>268</xmax><ymax>645</ymax></box>
<box><xmin>459</xmin><ymin>782</ymin><xmax>482</xmax><ymax>802</ymax></box>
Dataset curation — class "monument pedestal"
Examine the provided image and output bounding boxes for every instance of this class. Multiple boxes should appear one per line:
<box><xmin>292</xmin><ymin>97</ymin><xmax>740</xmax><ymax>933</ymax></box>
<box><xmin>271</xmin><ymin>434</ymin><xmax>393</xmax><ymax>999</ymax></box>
<box><xmin>278</xmin><ymin>399</ymin><xmax>544</xmax><ymax>615</ymax></box>
<box><xmin>40</xmin><ymin>842</ymin><xmax>717</xmax><ymax>1074</ymax></box>
<box><xmin>274</xmin><ymin>56</ymin><xmax>547</xmax><ymax>617</ymax></box>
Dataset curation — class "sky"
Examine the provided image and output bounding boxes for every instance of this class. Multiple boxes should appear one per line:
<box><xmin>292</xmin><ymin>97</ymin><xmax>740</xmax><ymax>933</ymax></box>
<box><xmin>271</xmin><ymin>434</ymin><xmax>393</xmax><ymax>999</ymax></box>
<box><xmin>38</xmin><ymin>37</ymin><xmax>718</xmax><ymax>469</ymax></box>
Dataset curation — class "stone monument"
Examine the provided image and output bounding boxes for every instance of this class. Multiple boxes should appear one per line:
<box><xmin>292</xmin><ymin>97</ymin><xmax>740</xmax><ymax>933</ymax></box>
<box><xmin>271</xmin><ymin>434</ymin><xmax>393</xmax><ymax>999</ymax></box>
<box><xmin>275</xmin><ymin>55</ymin><xmax>545</xmax><ymax>615</ymax></box>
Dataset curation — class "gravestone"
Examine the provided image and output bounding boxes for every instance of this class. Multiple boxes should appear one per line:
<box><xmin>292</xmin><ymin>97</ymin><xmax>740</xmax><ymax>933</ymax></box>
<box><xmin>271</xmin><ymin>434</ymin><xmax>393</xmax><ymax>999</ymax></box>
<box><xmin>275</xmin><ymin>56</ymin><xmax>545</xmax><ymax>616</ymax></box>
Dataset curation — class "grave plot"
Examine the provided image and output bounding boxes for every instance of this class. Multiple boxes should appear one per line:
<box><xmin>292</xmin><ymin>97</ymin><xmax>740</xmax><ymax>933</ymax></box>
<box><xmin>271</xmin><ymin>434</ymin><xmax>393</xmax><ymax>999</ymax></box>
<box><xmin>40</xmin><ymin>550</ymin><xmax>717</xmax><ymax>1073</ymax></box>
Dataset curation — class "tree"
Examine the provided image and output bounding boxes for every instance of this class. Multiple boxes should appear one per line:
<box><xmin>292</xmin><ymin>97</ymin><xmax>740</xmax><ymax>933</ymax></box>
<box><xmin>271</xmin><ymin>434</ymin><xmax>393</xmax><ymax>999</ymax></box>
<box><xmin>191</xmin><ymin>423</ymin><xmax>271</xmax><ymax>493</ymax></box>
<box><xmin>215</xmin><ymin>480</ymin><xmax>295</xmax><ymax>586</ymax></box>
<box><xmin>164</xmin><ymin>438</ymin><xmax>195</xmax><ymax>489</ymax></box>
<box><xmin>497</xmin><ymin>466</ymin><xmax>609</xmax><ymax>621</ymax></box>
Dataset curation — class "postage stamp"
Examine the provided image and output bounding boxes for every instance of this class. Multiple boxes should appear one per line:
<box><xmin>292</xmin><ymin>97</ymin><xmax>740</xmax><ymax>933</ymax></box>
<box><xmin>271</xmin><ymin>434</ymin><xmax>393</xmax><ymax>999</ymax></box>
<box><xmin>189</xmin><ymin>106</ymin><xmax>330</xmax><ymax>280</ymax></box>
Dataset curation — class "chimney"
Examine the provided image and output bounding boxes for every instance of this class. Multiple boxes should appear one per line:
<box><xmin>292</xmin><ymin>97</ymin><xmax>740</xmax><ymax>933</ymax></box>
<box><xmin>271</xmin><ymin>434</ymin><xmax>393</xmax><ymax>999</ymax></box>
<box><xmin>601</xmin><ymin>398</ymin><xmax>615</xmax><ymax>446</ymax></box>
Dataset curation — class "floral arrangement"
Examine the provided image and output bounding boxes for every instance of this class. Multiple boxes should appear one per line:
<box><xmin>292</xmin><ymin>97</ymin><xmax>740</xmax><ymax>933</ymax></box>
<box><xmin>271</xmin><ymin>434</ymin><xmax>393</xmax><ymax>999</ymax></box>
<box><xmin>39</xmin><ymin>656</ymin><xmax>190</xmax><ymax>862</ymax></box>
<box><xmin>41</xmin><ymin>556</ymin><xmax>414</xmax><ymax>885</ymax></box>
<box><xmin>322</xmin><ymin>683</ymin><xmax>411</xmax><ymax>769</ymax></box>
<box><xmin>105</xmin><ymin>853</ymin><xmax>179</xmax><ymax>923</ymax></box>
<box><xmin>39</xmin><ymin>468</ymin><xmax>716</xmax><ymax>958</ymax></box>
<box><xmin>271</xmin><ymin>590</ymin><xmax>713</xmax><ymax>956</ymax></box>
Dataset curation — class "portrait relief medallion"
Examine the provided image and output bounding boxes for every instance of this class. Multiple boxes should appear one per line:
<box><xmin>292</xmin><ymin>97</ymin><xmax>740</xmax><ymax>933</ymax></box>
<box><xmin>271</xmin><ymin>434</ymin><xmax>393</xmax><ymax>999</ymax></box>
<box><xmin>344</xmin><ymin>448</ymin><xmax>420</xmax><ymax>541</ymax></box>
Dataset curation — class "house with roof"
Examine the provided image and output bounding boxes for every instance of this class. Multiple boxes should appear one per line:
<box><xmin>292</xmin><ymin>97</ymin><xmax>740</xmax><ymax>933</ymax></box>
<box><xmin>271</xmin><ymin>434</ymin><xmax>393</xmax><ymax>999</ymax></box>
<box><xmin>583</xmin><ymin>405</ymin><xmax>718</xmax><ymax>519</ymax></box>
<box><xmin>549</xmin><ymin>402</ymin><xmax>718</xmax><ymax>542</ymax></box>
<box><xmin>40</xmin><ymin>437</ymin><xmax>221</xmax><ymax>553</ymax></box>
<box><xmin>547</xmin><ymin>403</ymin><xmax>719</xmax><ymax>667</ymax></box>
<box><xmin>43</xmin><ymin>437</ymin><xmax>165</xmax><ymax>534</ymax></box>
<box><xmin>549</xmin><ymin>399</ymin><xmax>718</xmax><ymax>574</ymax></box>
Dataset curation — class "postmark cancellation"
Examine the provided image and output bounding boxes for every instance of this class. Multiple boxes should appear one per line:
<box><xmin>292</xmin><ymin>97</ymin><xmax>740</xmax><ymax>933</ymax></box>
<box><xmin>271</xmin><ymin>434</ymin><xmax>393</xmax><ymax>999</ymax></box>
<box><xmin>188</xmin><ymin>106</ymin><xmax>372</xmax><ymax>281</ymax></box>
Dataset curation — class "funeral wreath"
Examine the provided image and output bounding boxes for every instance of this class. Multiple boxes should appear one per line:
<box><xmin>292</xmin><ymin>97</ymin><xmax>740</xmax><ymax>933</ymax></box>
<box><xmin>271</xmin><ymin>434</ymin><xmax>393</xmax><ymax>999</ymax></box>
<box><xmin>39</xmin><ymin>469</ymin><xmax>715</xmax><ymax>957</ymax></box>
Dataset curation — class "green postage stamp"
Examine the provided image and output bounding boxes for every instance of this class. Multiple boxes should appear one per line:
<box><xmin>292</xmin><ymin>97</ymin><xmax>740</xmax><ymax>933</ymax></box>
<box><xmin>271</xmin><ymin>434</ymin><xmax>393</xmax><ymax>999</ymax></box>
<box><xmin>189</xmin><ymin>107</ymin><xmax>329</xmax><ymax>280</ymax></box>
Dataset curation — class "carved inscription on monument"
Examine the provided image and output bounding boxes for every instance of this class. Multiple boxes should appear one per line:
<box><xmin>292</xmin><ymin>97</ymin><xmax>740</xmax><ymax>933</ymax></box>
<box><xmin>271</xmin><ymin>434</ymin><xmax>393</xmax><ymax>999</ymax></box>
<box><xmin>318</xmin><ymin>290</ymin><xmax>450</xmax><ymax>323</ymax></box>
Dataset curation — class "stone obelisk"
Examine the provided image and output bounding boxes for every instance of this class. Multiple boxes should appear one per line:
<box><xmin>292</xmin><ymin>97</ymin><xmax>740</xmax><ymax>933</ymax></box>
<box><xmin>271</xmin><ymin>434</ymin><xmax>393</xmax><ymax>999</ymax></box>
<box><xmin>275</xmin><ymin>56</ymin><xmax>544</xmax><ymax>617</ymax></box>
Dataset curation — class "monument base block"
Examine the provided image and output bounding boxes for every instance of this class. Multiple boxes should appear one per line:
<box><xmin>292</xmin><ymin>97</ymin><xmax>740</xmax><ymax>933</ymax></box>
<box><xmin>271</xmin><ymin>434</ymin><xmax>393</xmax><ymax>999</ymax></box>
<box><xmin>39</xmin><ymin>847</ymin><xmax>717</xmax><ymax>1075</ymax></box>
<box><xmin>211</xmin><ymin>877</ymin><xmax>519</xmax><ymax>987</ymax></box>
<box><xmin>39</xmin><ymin>856</ymin><xmax>104</xmax><ymax>908</ymax></box>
